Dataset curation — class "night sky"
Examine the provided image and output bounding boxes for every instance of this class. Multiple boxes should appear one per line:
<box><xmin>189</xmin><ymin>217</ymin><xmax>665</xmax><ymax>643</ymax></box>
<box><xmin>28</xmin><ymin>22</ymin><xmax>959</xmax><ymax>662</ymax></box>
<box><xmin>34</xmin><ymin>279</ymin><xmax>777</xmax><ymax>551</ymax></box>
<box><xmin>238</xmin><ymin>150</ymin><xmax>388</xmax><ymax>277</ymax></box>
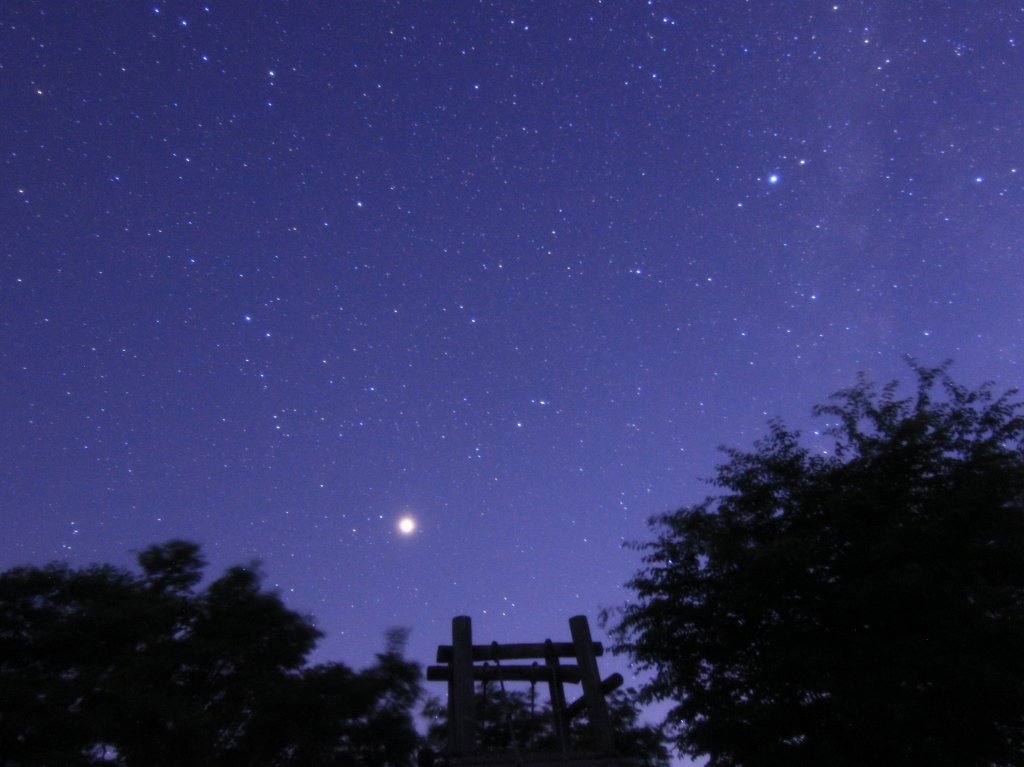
<box><xmin>2</xmin><ymin>0</ymin><xmax>1022</xmax><ymax>711</ymax></box>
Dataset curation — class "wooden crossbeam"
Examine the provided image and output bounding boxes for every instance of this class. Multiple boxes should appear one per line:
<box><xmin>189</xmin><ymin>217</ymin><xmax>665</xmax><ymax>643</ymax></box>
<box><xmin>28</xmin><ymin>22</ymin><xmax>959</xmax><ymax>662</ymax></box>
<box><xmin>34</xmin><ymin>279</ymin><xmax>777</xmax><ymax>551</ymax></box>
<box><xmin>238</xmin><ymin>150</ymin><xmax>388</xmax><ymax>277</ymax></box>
<box><xmin>437</xmin><ymin>641</ymin><xmax>602</xmax><ymax>663</ymax></box>
<box><xmin>563</xmin><ymin>673</ymin><xmax>624</xmax><ymax>721</ymax></box>
<box><xmin>427</xmin><ymin>664</ymin><xmax>584</xmax><ymax>684</ymax></box>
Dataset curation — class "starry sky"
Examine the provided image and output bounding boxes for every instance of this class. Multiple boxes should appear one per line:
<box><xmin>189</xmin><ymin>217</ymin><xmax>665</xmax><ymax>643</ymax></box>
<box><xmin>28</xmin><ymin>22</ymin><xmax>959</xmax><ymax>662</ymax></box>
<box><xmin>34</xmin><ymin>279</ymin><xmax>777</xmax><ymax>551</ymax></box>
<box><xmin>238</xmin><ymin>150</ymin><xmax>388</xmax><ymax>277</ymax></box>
<box><xmin>2</xmin><ymin>0</ymin><xmax>1022</xmax><ymax>708</ymax></box>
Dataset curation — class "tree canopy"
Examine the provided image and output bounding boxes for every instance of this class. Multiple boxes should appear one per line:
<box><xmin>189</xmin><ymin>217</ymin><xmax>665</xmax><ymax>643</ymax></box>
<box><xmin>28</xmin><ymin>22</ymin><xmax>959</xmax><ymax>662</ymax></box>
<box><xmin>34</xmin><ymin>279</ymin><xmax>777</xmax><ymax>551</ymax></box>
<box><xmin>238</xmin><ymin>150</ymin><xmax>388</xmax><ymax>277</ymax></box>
<box><xmin>608</xmin><ymin>364</ymin><xmax>1024</xmax><ymax>766</ymax></box>
<box><xmin>0</xmin><ymin>541</ymin><xmax>422</xmax><ymax>766</ymax></box>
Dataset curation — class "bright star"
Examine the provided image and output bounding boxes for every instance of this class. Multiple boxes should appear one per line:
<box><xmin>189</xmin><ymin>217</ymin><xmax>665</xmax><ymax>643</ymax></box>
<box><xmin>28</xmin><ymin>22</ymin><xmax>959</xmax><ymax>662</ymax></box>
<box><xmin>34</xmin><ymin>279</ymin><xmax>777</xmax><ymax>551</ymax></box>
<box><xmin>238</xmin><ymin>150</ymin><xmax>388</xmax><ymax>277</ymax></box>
<box><xmin>397</xmin><ymin>516</ymin><xmax>416</xmax><ymax>535</ymax></box>
<box><xmin>768</xmin><ymin>174</ymin><xmax>779</xmax><ymax>185</ymax></box>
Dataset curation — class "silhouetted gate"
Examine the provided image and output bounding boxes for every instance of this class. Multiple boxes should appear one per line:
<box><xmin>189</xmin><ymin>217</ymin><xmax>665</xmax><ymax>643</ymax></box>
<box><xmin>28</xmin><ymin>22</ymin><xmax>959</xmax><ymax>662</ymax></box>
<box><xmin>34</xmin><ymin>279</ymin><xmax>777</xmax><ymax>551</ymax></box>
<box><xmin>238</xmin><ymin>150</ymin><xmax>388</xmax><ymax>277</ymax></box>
<box><xmin>426</xmin><ymin>615</ymin><xmax>638</xmax><ymax>766</ymax></box>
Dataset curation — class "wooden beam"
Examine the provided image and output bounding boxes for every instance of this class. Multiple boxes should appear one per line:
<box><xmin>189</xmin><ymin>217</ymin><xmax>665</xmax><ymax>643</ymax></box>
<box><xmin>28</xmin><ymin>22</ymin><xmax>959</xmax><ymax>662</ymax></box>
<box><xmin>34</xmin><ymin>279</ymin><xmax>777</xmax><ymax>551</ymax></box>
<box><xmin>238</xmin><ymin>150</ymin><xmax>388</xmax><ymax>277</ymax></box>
<box><xmin>545</xmin><ymin>639</ymin><xmax>569</xmax><ymax>753</ymax></box>
<box><xmin>437</xmin><ymin>641</ymin><xmax>603</xmax><ymax>663</ymax></box>
<box><xmin>427</xmin><ymin>664</ymin><xmax>584</xmax><ymax>684</ymax></box>
<box><xmin>563</xmin><ymin>673</ymin><xmax>624</xmax><ymax>721</ymax></box>
<box><xmin>570</xmin><ymin>615</ymin><xmax>615</xmax><ymax>752</ymax></box>
<box><xmin>450</xmin><ymin>616</ymin><xmax>475</xmax><ymax>756</ymax></box>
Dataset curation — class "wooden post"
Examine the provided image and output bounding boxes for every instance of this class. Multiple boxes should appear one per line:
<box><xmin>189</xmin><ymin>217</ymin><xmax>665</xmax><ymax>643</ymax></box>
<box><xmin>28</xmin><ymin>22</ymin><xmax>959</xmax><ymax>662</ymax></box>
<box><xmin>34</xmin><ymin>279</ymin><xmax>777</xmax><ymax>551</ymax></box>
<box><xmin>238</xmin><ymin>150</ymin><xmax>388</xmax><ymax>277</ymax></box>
<box><xmin>544</xmin><ymin>639</ymin><xmax>569</xmax><ymax>753</ymax></box>
<box><xmin>569</xmin><ymin>615</ymin><xmax>615</xmax><ymax>752</ymax></box>
<box><xmin>450</xmin><ymin>616</ymin><xmax>475</xmax><ymax>756</ymax></box>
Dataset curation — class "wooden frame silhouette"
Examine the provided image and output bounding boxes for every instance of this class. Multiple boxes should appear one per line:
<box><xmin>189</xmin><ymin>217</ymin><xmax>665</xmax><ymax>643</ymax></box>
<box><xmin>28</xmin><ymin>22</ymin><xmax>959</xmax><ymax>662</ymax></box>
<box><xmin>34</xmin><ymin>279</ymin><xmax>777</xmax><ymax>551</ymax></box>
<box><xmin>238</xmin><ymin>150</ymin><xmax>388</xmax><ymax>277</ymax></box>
<box><xmin>427</xmin><ymin>615</ymin><xmax>625</xmax><ymax>761</ymax></box>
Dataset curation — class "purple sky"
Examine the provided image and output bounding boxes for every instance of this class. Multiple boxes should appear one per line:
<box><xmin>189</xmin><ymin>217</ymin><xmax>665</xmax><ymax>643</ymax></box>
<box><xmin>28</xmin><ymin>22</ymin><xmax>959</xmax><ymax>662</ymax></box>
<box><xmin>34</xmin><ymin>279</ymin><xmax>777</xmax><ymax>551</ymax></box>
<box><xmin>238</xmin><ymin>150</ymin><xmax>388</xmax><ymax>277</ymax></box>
<box><xmin>2</xmin><ymin>2</ymin><xmax>1021</xmax><ymax>742</ymax></box>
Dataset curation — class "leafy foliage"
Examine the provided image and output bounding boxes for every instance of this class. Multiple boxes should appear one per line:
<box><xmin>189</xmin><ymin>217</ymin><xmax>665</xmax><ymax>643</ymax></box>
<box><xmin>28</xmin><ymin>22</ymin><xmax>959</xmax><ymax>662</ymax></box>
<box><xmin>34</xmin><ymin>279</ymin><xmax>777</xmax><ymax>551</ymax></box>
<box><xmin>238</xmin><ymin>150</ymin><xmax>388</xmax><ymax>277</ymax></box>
<box><xmin>609</xmin><ymin>364</ymin><xmax>1024</xmax><ymax>766</ymax></box>
<box><xmin>423</xmin><ymin>681</ymin><xmax>670</xmax><ymax>766</ymax></box>
<box><xmin>0</xmin><ymin>541</ymin><xmax>422</xmax><ymax>766</ymax></box>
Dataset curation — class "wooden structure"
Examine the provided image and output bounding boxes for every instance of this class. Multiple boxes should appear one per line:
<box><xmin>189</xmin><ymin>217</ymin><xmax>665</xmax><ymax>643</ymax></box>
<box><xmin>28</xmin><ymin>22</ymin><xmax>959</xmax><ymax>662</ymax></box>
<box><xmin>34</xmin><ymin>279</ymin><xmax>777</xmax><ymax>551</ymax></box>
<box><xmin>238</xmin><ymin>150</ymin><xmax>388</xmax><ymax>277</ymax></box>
<box><xmin>427</xmin><ymin>615</ymin><xmax>637</xmax><ymax>766</ymax></box>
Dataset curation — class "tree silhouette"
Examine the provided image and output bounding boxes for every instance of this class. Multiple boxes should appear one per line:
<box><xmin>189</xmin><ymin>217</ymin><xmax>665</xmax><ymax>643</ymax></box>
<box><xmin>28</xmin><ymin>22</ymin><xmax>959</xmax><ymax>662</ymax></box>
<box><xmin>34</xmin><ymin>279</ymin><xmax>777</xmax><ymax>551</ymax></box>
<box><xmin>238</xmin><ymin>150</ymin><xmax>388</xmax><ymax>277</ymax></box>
<box><xmin>423</xmin><ymin>682</ymin><xmax>670</xmax><ymax>766</ymax></box>
<box><xmin>0</xmin><ymin>541</ymin><xmax>422</xmax><ymax>766</ymax></box>
<box><xmin>608</xmin><ymin>363</ymin><xmax>1024</xmax><ymax>766</ymax></box>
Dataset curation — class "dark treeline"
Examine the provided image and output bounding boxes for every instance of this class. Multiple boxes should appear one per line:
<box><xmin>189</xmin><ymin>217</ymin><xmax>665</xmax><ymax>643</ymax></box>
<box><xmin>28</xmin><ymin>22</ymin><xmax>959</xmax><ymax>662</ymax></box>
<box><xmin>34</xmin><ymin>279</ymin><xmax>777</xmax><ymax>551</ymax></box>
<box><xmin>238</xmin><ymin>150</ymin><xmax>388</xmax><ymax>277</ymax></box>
<box><xmin>422</xmin><ymin>683</ymin><xmax>670</xmax><ymax>766</ymax></box>
<box><xmin>4</xmin><ymin>363</ymin><xmax>1024</xmax><ymax>766</ymax></box>
<box><xmin>0</xmin><ymin>540</ymin><xmax>665</xmax><ymax>766</ymax></box>
<box><xmin>0</xmin><ymin>541</ymin><xmax>421</xmax><ymax>766</ymax></box>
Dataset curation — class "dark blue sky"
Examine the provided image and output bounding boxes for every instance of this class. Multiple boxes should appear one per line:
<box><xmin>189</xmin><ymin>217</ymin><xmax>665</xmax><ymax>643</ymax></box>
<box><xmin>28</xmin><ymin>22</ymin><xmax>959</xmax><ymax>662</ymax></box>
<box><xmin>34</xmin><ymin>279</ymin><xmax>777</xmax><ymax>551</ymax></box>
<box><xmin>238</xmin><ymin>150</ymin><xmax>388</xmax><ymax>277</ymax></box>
<box><xmin>2</xmin><ymin>0</ymin><xmax>1021</xmax><ymax>714</ymax></box>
